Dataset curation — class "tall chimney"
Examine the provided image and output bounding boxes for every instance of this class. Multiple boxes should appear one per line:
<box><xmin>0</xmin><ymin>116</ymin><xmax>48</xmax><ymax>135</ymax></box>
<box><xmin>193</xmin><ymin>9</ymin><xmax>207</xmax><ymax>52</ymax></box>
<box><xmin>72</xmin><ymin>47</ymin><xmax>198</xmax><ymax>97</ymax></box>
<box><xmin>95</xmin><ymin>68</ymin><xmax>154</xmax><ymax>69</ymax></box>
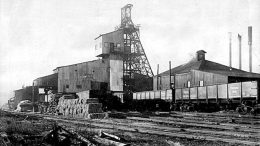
<box><xmin>248</xmin><ymin>26</ymin><xmax>252</xmax><ymax>72</ymax></box>
<box><xmin>229</xmin><ymin>32</ymin><xmax>232</xmax><ymax>67</ymax></box>
<box><xmin>238</xmin><ymin>34</ymin><xmax>242</xmax><ymax>70</ymax></box>
<box><xmin>157</xmin><ymin>64</ymin><xmax>159</xmax><ymax>90</ymax></box>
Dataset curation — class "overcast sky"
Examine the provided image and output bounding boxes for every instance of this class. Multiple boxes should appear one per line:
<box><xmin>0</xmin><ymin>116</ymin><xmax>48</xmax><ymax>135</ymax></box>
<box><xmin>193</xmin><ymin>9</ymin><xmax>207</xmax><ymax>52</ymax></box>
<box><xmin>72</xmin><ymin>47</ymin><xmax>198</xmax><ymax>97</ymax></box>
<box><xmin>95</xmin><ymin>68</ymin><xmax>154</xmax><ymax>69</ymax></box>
<box><xmin>0</xmin><ymin>0</ymin><xmax>260</xmax><ymax>105</ymax></box>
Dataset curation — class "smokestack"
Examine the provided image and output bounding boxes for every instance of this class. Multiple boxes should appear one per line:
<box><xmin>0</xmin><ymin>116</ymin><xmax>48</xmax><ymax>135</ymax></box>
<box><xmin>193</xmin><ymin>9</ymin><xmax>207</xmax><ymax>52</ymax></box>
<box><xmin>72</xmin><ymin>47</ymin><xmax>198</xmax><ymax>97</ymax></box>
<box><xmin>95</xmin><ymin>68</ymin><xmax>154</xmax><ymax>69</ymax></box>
<box><xmin>157</xmin><ymin>64</ymin><xmax>159</xmax><ymax>90</ymax></box>
<box><xmin>229</xmin><ymin>32</ymin><xmax>232</xmax><ymax>67</ymax></box>
<box><xmin>248</xmin><ymin>26</ymin><xmax>252</xmax><ymax>72</ymax></box>
<box><xmin>169</xmin><ymin>61</ymin><xmax>171</xmax><ymax>88</ymax></box>
<box><xmin>238</xmin><ymin>34</ymin><xmax>242</xmax><ymax>70</ymax></box>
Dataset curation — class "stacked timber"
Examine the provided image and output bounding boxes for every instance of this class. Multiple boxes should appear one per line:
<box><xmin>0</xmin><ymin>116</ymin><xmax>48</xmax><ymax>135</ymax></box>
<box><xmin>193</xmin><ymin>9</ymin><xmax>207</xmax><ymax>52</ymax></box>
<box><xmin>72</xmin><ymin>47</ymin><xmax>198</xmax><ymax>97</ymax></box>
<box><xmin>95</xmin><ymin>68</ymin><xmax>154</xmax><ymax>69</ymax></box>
<box><xmin>47</xmin><ymin>94</ymin><xmax>58</xmax><ymax>114</ymax></box>
<box><xmin>57</xmin><ymin>91</ymin><xmax>106</xmax><ymax>119</ymax></box>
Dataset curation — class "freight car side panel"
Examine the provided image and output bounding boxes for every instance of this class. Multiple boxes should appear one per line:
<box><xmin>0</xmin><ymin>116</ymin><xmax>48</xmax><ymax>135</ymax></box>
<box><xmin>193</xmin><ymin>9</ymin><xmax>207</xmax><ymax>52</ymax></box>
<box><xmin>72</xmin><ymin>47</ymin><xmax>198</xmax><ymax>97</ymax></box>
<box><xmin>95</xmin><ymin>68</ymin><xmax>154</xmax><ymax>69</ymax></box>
<box><xmin>166</xmin><ymin>89</ymin><xmax>172</xmax><ymax>100</ymax></box>
<box><xmin>218</xmin><ymin>84</ymin><xmax>227</xmax><ymax>99</ymax></box>
<box><xmin>161</xmin><ymin>90</ymin><xmax>166</xmax><ymax>100</ymax></box>
<box><xmin>150</xmin><ymin>91</ymin><xmax>155</xmax><ymax>99</ymax></box>
<box><xmin>242</xmin><ymin>81</ymin><xmax>257</xmax><ymax>98</ymax></box>
<box><xmin>141</xmin><ymin>92</ymin><xmax>146</xmax><ymax>100</ymax></box>
<box><xmin>207</xmin><ymin>85</ymin><xmax>217</xmax><ymax>99</ymax></box>
<box><xmin>198</xmin><ymin>87</ymin><xmax>206</xmax><ymax>99</ymax></box>
<box><xmin>145</xmin><ymin>92</ymin><xmax>150</xmax><ymax>99</ymax></box>
<box><xmin>190</xmin><ymin>87</ymin><xmax>197</xmax><ymax>100</ymax></box>
<box><xmin>133</xmin><ymin>93</ymin><xmax>137</xmax><ymax>100</ymax></box>
<box><xmin>228</xmin><ymin>83</ymin><xmax>241</xmax><ymax>99</ymax></box>
<box><xmin>182</xmin><ymin>88</ymin><xmax>189</xmax><ymax>100</ymax></box>
<box><xmin>155</xmin><ymin>91</ymin><xmax>161</xmax><ymax>99</ymax></box>
<box><xmin>175</xmin><ymin>89</ymin><xmax>182</xmax><ymax>100</ymax></box>
<box><xmin>137</xmin><ymin>92</ymin><xmax>141</xmax><ymax>100</ymax></box>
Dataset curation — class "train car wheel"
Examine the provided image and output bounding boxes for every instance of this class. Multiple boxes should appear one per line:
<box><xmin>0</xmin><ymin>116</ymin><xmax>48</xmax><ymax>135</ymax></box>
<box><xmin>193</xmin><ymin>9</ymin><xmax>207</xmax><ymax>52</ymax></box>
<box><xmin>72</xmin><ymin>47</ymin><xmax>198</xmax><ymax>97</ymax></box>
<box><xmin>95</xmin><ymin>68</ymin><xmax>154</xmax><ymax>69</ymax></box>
<box><xmin>236</xmin><ymin>106</ymin><xmax>248</xmax><ymax>115</ymax></box>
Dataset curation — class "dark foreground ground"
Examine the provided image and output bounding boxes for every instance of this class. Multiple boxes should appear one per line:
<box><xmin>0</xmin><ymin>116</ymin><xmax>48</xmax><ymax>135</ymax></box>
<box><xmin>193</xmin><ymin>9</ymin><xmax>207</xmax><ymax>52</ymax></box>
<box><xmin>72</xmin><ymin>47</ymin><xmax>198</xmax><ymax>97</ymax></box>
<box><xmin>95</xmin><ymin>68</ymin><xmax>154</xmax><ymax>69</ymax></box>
<box><xmin>0</xmin><ymin>110</ymin><xmax>259</xmax><ymax>146</ymax></box>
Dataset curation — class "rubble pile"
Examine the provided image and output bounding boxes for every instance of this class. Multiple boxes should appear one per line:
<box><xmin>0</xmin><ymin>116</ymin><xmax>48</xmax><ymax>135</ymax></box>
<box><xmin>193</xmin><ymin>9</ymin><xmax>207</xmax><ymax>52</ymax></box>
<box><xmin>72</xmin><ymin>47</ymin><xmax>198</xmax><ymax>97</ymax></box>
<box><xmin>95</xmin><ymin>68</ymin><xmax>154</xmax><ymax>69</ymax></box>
<box><xmin>57</xmin><ymin>93</ymin><xmax>106</xmax><ymax>119</ymax></box>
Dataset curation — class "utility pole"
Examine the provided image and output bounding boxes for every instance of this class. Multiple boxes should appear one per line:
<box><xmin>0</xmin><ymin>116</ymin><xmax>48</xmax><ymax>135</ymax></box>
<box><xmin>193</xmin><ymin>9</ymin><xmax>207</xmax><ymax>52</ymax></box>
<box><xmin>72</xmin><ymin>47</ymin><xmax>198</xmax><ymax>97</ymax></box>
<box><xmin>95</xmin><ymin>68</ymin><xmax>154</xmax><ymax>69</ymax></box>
<box><xmin>32</xmin><ymin>82</ymin><xmax>35</xmax><ymax>113</ymax></box>
<box><xmin>248</xmin><ymin>26</ymin><xmax>252</xmax><ymax>72</ymax></box>
<box><xmin>169</xmin><ymin>61</ymin><xmax>171</xmax><ymax>89</ymax></box>
<box><xmin>157</xmin><ymin>64</ymin><xmax>159</xmax><ymax>90</ymax></box>
<box><xmin>229</xmin><ymin>32</ymin><xmax>232</xmax><ymax>68</ymax></box>
<box><xmin>238</xmin><ymin>34</ymin><xmax>242</xmax><ymax>70</ymax></box>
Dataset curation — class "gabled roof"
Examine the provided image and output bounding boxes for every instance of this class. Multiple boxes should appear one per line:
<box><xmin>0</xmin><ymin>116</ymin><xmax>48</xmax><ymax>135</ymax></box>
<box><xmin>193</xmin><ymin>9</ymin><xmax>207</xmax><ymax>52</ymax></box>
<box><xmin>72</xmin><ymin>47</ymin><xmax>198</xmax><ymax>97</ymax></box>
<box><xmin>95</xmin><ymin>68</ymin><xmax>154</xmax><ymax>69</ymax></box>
<box><xmin>158</xmin><ymin>59</ymin><xmax>260</xmax><ymax>78</ymax></box>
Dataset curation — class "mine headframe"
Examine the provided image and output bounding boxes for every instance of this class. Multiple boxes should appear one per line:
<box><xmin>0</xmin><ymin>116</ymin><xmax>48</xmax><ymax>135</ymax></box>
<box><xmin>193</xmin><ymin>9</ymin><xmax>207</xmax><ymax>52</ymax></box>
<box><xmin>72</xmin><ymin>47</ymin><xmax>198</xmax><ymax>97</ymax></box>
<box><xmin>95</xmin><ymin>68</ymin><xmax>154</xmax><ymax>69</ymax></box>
<box><xmin>120</xmin><ymin>4</ymin><xmax>154</xmax><ymax>92</ymax></box>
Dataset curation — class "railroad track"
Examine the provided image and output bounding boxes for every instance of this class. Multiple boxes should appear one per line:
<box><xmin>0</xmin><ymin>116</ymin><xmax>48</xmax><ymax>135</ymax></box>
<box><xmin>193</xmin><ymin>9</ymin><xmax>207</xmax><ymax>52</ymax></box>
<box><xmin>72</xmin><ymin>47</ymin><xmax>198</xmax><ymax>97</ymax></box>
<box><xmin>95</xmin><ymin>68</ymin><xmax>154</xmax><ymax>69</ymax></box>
<box><xmin>8</xmin><ymin>111</ymin><xmax>260</xmax><ymax>146</ymax></box>
<box><xmin>43</xmin><ymin>116</ymin><xmax>260</xmax><ymax>145</ymax></box>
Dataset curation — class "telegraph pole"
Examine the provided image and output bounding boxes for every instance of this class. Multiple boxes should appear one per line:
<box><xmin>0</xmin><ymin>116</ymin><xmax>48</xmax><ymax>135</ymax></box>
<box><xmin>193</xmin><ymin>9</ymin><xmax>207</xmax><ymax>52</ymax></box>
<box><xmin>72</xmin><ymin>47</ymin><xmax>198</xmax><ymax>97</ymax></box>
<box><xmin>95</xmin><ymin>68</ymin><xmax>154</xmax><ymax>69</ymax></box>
<box><xmin>229</xmin><ymin>32</ymin><xmax>232</xmax><ymax>67</ymax></box>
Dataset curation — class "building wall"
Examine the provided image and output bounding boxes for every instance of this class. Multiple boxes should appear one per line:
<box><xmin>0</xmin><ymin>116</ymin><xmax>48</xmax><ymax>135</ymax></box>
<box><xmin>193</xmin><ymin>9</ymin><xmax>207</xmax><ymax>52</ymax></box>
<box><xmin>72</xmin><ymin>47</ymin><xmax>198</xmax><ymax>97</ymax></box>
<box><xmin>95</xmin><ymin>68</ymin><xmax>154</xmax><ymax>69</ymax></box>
<box><xmin>102</xmin><ymin>30</ymin><xmax>124</xmax><ymax>53</ymax></box>
<box><xmin>95</xmin><ymin>30</ymin><xmax>124</xmax><ymax>57</ymax></box>
<box><xmin>55</xmin><ymin>59</ymin><xmax>110</xmax><ymax>93</ymax></box>
<box><xmin>109</xmin><ymin>60</ymin><xmax>123</xmax><ymax>91</ymax></box>
<box><xmin>14</xmin><ymin>86</ymin><xmax>39</xmax><ymax>108</ymax></box>
<box><xmin>154</xmin><ymin>69</ymin><xmax>228</xmax><ymax>90</ymax></box>
<box><xmin>153</xmin><ymin>75</ymin><xmax>174</xmax><ymax>91</ymax></box>
<box><xmin>190</xmin><ymin>70</ymin><xmax>228</xmax><ymax>87</ymax></box>
<box><xmin>55</xmin><ymin>59</ymin><xmax>123</xmax><ymax>93</ymax></box>
<box><xmin>33</xmin><ymin>73</ymin><xmax>58</xmax><ymax>89</ymax></box>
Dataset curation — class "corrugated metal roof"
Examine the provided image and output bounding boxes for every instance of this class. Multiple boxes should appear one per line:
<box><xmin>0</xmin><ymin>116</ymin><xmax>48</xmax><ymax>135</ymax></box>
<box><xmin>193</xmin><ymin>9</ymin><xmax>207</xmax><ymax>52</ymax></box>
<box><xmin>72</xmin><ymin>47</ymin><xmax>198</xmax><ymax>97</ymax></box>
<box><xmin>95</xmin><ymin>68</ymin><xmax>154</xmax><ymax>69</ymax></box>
<box><xmin>158</xmin><ymin>59</ymin><xmax>260</xmax><ymax>78</ymax></box>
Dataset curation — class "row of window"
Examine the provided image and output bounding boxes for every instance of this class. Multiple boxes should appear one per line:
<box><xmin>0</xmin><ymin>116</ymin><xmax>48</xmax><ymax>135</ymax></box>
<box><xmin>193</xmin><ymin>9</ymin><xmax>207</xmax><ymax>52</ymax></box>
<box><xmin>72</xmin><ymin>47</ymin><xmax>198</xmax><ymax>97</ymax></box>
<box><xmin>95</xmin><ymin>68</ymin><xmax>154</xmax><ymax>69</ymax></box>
<box><xmin>95</xmin><ymin>42</ymin><xmax>121</xmax><ymax>50</ymax></box>
<box><xmin>65</xmin><ymin>84</ymin><xmax>82</xmax><ymax>89</ymax></box>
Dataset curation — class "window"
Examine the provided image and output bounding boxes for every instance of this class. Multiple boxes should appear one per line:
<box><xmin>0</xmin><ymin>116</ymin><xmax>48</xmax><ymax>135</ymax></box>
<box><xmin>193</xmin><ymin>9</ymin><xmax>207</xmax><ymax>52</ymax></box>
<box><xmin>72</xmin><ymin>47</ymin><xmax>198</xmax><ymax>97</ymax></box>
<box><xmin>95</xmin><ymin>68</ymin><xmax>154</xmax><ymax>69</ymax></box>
<box><xmin>104</xmin><ymin>42</ymin><xmax>109</xmax><ymax>48</ymax></box>
<box><xmin>110</xmin><ymin>43</ymin><xmax>114</xmax><ymax>52</ymax></box>
<box><xmin>187</xmin><ymin>81</ymin><xmax>191</xmax><ymax>88</ymax></box>
<box><xmin>76</xmin><ymin>85</ymin><xmax>82</xmax><ymax>89</ymax></box>
<box><xmin>199</xmin><ymin>81</ymin><xmax>204</xmax><ymax>87</ymax></box>
<box><xmin>66</xmin><ymin>85</ymin><xmax>69</xmax><ymax>88</ymax></box>
<box><xmin>116</xmin><ymin>43</ymin><xmax>121</xmax><ymax>48</ymax></box>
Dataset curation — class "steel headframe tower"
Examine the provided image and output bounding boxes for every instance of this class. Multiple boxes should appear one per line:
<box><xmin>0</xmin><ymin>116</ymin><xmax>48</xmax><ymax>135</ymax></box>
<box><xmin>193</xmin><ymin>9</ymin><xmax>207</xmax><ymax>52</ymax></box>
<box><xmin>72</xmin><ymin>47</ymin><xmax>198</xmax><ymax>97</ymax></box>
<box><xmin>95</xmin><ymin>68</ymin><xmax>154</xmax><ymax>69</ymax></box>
<box><xmin>120</xmin><ymin>4</ymin><xmax>154</xmax><ymax>92</ymax></box>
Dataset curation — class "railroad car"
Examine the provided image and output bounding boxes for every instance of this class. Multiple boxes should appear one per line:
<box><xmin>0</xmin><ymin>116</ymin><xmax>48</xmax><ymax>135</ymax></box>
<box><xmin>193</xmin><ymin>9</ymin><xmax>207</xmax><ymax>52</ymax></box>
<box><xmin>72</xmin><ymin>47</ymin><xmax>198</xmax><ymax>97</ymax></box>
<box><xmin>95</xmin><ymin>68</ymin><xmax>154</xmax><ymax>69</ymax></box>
<box><xmin>174</xmin><ymin>81</ymin><xmax>259</xmax><ymax>114</ymax></box>
<box><xmin>130</xmin><ymin>81</ymin><xmax>259</xmax><ymax>114</ymax></box>
<box><xmin>131</xmin><ymin>90</ymin><xmax>172</xmax><ymax>111</ymax></box>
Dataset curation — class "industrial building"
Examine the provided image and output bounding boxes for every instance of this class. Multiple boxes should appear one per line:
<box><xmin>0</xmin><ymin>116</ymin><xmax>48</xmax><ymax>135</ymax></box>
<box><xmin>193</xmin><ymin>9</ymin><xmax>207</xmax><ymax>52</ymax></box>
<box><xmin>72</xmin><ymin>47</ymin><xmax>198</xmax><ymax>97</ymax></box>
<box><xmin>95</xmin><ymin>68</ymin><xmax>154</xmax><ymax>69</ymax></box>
<box><xmin>154</xmin><ymin>50</ymin><xmax>260</xmax><ymax>91</ymax></box>
<box><xmin>10</xmin><ymin>4</ymin><xmax>259</xmax><ymax>113</ymax></box>
<box><xmin>11</xmin><ymin>86</ymin><xmax>40</xmax><ymax>109</ymax></box>
<box><xmin>26</xmin><ymin>4</ymin><xmax>153</xmax><ymax>107</ymax></box>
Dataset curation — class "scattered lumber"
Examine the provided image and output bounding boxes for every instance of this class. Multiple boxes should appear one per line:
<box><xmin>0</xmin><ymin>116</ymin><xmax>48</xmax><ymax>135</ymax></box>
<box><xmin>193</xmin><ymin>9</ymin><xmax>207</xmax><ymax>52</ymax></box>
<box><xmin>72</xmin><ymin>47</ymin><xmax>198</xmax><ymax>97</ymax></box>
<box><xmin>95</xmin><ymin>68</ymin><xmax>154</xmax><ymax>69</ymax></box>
<box><xmin>92</xmin><ymin>135</ymin><xmax>129</xmax><ymax>146</ymax></box>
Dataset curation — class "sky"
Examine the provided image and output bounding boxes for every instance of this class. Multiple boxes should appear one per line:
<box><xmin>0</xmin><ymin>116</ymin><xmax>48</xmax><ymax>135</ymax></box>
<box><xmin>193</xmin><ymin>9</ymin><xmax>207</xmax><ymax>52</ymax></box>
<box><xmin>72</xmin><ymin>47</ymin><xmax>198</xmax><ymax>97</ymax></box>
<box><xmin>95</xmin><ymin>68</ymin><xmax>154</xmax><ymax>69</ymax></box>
<box><xmin>0</xmin><ymin>0</ymin><xmax>260</xmax><ymax>105</ymax></box>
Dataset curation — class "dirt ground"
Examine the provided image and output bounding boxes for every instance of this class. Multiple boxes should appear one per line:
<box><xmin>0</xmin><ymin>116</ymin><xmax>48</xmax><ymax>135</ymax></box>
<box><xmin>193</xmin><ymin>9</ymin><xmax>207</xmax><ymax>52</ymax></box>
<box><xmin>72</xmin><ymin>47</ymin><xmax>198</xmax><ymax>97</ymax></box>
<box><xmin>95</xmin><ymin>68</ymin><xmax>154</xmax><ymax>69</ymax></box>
<box><xmin>0</xmin><ymin>110</ymin><xmax>258</xmax><ymax>146</ymax></box>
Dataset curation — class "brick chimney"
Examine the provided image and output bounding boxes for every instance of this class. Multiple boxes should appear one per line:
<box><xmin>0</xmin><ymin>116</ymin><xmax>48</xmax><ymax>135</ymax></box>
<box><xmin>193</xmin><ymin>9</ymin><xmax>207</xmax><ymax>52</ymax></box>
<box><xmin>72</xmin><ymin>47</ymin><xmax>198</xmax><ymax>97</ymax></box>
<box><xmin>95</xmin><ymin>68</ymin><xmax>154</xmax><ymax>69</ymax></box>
<box><xmin>196</xmin><ymin>50</ymin><xmax>207</xmax><ymax>61</ymax></box>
